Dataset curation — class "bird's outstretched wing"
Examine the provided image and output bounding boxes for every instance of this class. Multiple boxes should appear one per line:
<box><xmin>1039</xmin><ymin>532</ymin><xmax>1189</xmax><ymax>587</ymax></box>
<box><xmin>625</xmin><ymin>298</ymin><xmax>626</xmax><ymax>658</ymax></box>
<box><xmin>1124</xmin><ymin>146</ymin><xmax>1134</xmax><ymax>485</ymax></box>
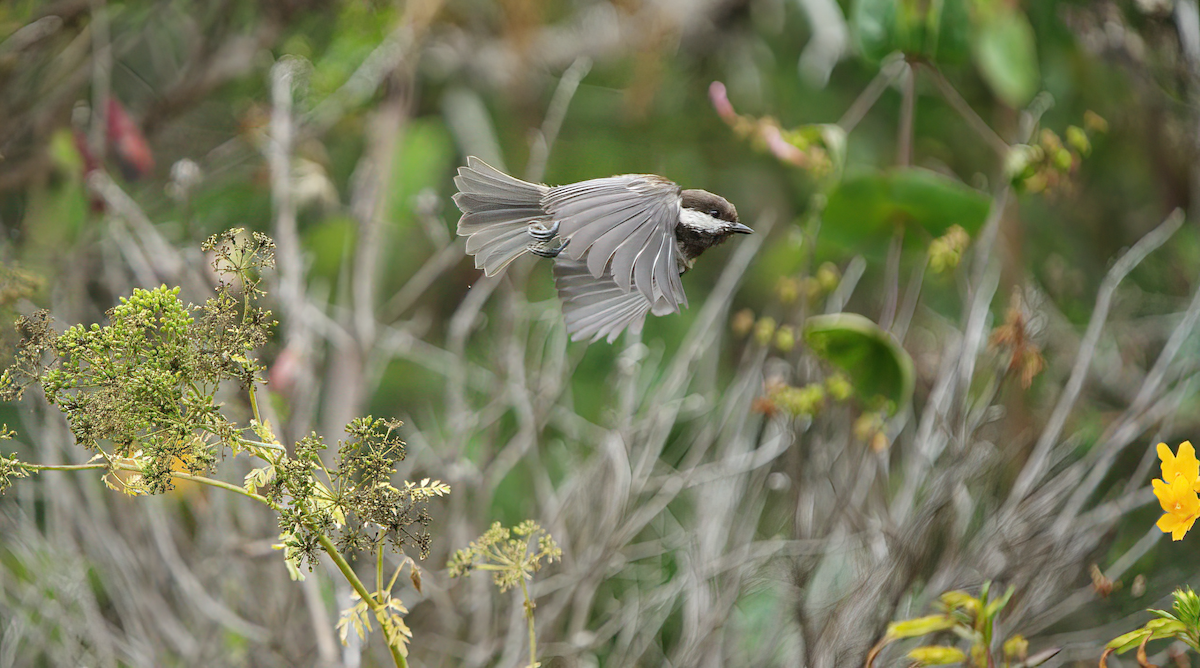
<box><xmin>553</xmin><ymin>258</ymin><xmax>677</xmax><ymax>343</ymax></box>
<box><xmin>543</xmin><ymin>174</ymin><xmax>687</xmax><ymax>311</ymax></box>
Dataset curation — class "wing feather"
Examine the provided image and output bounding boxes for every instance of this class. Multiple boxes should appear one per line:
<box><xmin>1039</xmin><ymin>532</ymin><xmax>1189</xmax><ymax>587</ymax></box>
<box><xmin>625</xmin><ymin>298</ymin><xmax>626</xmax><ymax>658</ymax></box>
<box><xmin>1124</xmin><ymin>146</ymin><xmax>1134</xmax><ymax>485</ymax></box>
<box><xmin>584</xmin><ymin>213</ymin><xmax>649</xmax><ymax>280</ymax></box>
<box><xmin>596</xmin><ymin>220</ymin><xmax>657</xmax><ymax>291</ymax></box>
<box><xmin>543</xmin><ymin>174</ymin><xmax>686</xmax><ymax>310</ymax></box>
<box><xmin>553</xmin><ymin>258</ymin><xmax>674</xmax><ymax>343</ymax></box>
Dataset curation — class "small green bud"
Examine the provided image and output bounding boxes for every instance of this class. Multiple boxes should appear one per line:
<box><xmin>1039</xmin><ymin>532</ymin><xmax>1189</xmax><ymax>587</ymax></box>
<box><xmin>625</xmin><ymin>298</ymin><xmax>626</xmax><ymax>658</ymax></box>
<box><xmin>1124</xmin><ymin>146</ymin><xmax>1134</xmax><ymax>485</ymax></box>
<box><xmin>928</xmin><ymin>225</ymin><xmax>970</xmax><ymax>274</ymax></box>
<box><xmin>1053</xmin><ymin>148</ymin><xmax>1073</xmax><ymax>172</ymax></box>
<box><xmin>1065</xmin><ymin>125</ymin><xmax>1090</xmax><ymax>156</ymax></box>
<box><xmin>731</xmin><ymin>308</ymin><xmax>755</xmax><ymax>337</ymax></box>
<box><xmin>1004</xmin><ymin>144</ymin><xmax>1040</xmax><ymax>181</ymax></box>
<box><xmin>773</xmin><ymin>383</ymin><xmax>824</xmax><ymax>416</ymax></box>
<box><xmin>776</xmin><ymin>277</ymin><xmax>800</xmax><ymax>304</ymax></box>
<box><xmin>815</xmin><ymin>262</ymin><xmax>840</xmax><ymax>293</ymax></box>
<box><xmin>802</xmin><ymin>277</ymin><xmax>823</xmax><ymax>302</ymax></box>
<box><xmin>753</xmin><ymin>317</ymin><xmax>777</xmax><ymax>346</ymax></box>
<box><xmin>825</xmin><ymin>373</ymin><xmax>853</xmax><ymax>401</ymax></box>
<box><xmin>1084</xmin><ymin>110</ymin><xmax>1108</xmax><ymax>133</ymax></box>
<box><xmin>1021</xmin><ymin>170</ymin><xmax>1048</xmax><ymax>193</ymax></box>
<box><xmin>1173</xmin><ymin>587</ymin><xmax>1200</xmax><ymax>626</ymax></box>
<box><xmin>1039</xmin><ymin>128</ymin><xmax>1063</xmax><ymax>153</ymax></box>
<box><xmin>774</xmin><ymin>326</ymin><xmax>796</xmax><ymax>352</ymax></box>
<box><xmin>998</xmin><ymin>633</ymin><xmax>1027</xmax><ymax>657</ymax></box>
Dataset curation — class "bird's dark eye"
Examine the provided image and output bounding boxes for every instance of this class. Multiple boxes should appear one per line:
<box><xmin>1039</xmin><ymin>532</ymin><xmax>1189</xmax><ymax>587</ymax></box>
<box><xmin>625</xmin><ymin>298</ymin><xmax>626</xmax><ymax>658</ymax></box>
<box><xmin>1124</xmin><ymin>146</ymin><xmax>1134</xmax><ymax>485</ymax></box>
<box><xmin>709</xmin><ymin>209</ymin><xmax>720</xmax><ymax>217</ymax></box>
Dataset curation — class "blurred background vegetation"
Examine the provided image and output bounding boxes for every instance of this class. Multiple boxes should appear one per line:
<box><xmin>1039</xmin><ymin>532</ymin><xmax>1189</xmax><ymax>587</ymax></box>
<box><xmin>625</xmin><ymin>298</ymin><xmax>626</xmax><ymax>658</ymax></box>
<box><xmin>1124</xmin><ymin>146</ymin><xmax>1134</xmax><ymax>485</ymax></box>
<box><xmin>3</xmin><ymin>0</ymin><xmax>1200</xmax><ymax>666</ymax></box>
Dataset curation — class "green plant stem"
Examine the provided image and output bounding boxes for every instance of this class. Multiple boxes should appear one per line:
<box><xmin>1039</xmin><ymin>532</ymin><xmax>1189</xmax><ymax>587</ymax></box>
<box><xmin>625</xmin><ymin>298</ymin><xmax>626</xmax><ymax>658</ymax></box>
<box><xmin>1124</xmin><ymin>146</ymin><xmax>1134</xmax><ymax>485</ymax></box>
<box><xmin>377</xmin><ymin>541</ymin><xmax>385</xmax><ymax>594</ymax></box>
<box><xmin>838</xmin><ymin>53</ymin><xmax>904</xmax><ymax>134</ymax></box>
<box><xmin>20</xmin><ymin>461</ymin><xmax>278</xmax><ymax>508</ymax></box>
<box><xmin>520</xmin><ymin>576</ymin><xmax>537</xmax><ymax>668</ymax></box>
<box><xmin>898</xmin><ymin>59</ymin><xmax>915</xmax><ymax>168</ymax></box>
<box><xmin>172</xmin><ymin>470</ymin><xmax>279</xmax><ymax>507</ymax></box>
<box><xmin>241</xmin><ymin>438</ymin><xmax>286</xmax><ymax>452</ymax></box>
<box><xmin>247</xmin><ymin>381</ymin><xmax>412</xmax><ymax>666</ymax></box>
<box><xmin>922</xmin><ymin>63</ymin><xmax>1010</xmax><ymax>158</ymax></box>
<box><xmin>247</xmin><ymin>383</ymin><xmax>263</xmax><ymax>424</ymax></box>
<box><xmin>316</xmin><ymin>533</ymin><xmax>408</xmax><ymax>668</ymax></box>
<box><xmin>22</xmin><ymin>454</ymin><xmax>407</xmax><ymax>667</ymax></box>
<box><xmin>20</xmin><ymin>462</ymin><xmax>109</xmax><ymax>472</ymax></box>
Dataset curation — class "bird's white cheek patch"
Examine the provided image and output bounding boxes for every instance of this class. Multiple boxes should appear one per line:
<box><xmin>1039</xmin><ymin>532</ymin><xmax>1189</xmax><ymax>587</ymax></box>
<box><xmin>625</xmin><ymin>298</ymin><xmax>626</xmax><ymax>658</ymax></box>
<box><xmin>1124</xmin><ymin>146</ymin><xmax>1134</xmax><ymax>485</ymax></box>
<box><xmin>678</xmin><ymin>208</ymin><xmax>726</xmax><ymax>233</ymax></box>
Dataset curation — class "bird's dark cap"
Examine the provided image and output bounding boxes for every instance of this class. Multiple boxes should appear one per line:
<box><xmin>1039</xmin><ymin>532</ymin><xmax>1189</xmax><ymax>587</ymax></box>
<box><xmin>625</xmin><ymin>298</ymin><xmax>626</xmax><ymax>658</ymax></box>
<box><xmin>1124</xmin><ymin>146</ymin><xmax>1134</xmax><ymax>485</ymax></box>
<box><xmin>681</xmin><ymin>189</ymin><xmax>739</xmax><ymax>224</ymax></box>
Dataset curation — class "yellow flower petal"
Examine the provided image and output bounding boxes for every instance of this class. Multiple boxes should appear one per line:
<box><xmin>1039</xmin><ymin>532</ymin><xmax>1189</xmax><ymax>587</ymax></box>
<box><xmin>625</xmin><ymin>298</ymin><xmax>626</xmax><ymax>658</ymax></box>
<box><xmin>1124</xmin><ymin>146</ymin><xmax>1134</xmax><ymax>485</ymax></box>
<box><xmin>1176</xmin><ymin>514</ymin><xmax>1197</xmax><ymax>541</ymax></box>
<box><xmin>1157</xmin><ymin>512</ymin><xmax>1196</xmax><ymax>541</ymax></box>
<box><xmin>1159</xmin><ymin>512</ymin><xmax>1181</xmax><ymax>534</ymax></box>
<box><xmin>1154</xmin><ymin>478</ymin><xmax>1175</xmax><ymax>513</ymax></box>
<box><xmin>1153</xmin><ymin>442</ymin><xmax>1200</xmax><ymax>539</ymax></box>
<box><xmin>1171</xmin><ymin>476</ymin><xmax>1200</xmax><ymax>517</ymax></box>
<box><xmin>1160</xmin><ymin>442</ymin><xmax>1200</xmax><ymax>485</ymax></box>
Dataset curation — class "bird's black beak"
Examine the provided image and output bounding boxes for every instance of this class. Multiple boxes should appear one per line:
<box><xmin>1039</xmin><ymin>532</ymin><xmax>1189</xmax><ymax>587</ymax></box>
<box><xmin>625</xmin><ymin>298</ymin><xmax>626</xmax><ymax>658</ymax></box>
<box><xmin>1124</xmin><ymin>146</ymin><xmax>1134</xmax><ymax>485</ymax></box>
<box><xmin>730</xmin><ymin>221</ymin><xmax>753</xmax><ymax>234</ymax></box>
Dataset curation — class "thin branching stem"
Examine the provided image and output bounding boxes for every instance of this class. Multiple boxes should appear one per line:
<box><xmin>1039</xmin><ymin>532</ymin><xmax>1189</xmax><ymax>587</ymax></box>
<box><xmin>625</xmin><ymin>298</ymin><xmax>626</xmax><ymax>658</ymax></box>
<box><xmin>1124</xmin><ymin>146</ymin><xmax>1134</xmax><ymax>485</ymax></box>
<box><xmin>897</xmin><ymin>60</ymin><xmax>915</xmax><ymax>168</ymax></box>
<box><xmin>880</xmin><ymin>227</ymin><xmax>904</xmax><ymax>330</ymax></box>
<box><xmin>316</xmin><ymin>533</ymin><xmax>409</xmax><ymax>668</ymax></box>
<box><xmin>922</xmin><ymin>63</ymin><xmax>1010</xmax><ymax>158</ymax></box>
<box><xmin>241</xmin><ymin>438</ymin><xmax>286</xmax><ymax>452</ymax></box>
<box><xmin>377</xmin><ymin>541</ymin><xmax>385</xmax><ymax>596</ymax></box>
<box><xmin>520</xmin><ymin>576</ymin><xmax>538</xmax><ymax>668</ymax></box>
<box><xmin>19</xmin><ymin>461</ymin><xmax>279</xmax><ymax>508</ymax></box>
<box><xmin>247</xmin><ymin>383</ymin><xmax>264</xmax><ymax>426</ymax></box>
<box><xmin>839</xmin><ymin>53</ymin><xmax>905</xmax><ymax>134</ymax></box>
<box><xmin>1007</xmin><ymin>209</ymin><xmax>1185</xmax><ymax>505</ymax></box>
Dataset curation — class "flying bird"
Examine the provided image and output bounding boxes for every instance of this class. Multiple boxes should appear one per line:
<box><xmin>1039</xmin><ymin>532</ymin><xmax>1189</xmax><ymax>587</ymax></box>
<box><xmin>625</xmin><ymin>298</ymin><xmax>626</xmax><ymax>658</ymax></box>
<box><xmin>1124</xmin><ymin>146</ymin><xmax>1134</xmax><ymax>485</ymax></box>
<box><xmin>453</xmin><ymin>157</ymin><xmax>752</xmax><ymax>343</ymax></box>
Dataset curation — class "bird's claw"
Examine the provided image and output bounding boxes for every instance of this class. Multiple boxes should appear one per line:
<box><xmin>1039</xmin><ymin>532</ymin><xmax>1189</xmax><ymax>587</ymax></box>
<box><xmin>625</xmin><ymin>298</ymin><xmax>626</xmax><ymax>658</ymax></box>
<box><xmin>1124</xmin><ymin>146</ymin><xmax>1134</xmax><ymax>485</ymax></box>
<box><xmin>528</xmin><ymin>220</ymin><xmax>560</xmax><ymax>241</ymax></box>
<box><xmin>528</xmin><ymin>238</ymin><xmax>569</xmax><ymax>258</ymax></box>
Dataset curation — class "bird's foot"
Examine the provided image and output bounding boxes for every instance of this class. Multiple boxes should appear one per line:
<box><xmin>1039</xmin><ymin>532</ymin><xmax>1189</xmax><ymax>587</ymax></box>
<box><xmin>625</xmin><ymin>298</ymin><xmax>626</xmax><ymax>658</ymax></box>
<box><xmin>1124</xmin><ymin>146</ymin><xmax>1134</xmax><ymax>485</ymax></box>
<box><xmin>527</xmin><ymin>219</ymin><xmax>560</xmax><ymax>241</ymax></box>
<box><xmin>528</xmin><ymin>238</ymin><xmax>568</xmax><ymax>258</ymax></box>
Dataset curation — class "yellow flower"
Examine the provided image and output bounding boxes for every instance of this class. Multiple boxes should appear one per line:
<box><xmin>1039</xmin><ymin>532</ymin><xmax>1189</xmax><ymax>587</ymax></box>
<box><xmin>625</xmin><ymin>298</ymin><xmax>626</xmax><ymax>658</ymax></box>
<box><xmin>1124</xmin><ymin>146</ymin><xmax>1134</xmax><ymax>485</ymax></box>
<box><xmin>1154</xmin><ymin>475</ymin><xmax>1200</xmax><ymax>541</ymax></box>
<box><xmin>1158</xmin><ymin>441</ymin><xmax>1200</xmax><ymax>488</ymax></box>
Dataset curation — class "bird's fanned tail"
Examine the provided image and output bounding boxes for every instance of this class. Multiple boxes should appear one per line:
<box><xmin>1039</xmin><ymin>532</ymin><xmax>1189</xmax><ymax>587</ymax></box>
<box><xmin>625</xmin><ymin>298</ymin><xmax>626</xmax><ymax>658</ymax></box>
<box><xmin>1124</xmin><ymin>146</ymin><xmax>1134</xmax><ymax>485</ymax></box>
<box><xmin>452</xmin><ymin>157</ymin><xmax>551</xmax><ymax>276</ymax></box>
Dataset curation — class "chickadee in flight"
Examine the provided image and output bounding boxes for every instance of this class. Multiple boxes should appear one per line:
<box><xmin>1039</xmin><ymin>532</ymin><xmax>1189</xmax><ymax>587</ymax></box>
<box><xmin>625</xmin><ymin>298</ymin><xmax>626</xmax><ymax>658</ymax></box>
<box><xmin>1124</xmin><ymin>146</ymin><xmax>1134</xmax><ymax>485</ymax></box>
<box><xmin>452</xmin><ymin>157</ymin><xmax>752</xmax><ymax>343</ymax></box>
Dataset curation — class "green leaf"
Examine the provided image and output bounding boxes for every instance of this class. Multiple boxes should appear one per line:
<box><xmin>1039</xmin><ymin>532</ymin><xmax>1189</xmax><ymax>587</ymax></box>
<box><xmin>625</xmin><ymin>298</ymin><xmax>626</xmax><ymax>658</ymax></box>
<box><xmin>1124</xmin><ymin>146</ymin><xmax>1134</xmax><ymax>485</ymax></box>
<box><xmin>853</xmin><ymin>0</ymin><xmax>971</xmax><ymax>64</ymax></box>
<box><xmin>927</xmin><ymin>0</ymin><xmax>971</xmax><ymax>64</ymax></box>
<box><xmin>1106</xmin><ymin>627</ymin><xmax>1151</xmax><ymax>654</ymax></box>
<box><xmin>887</xmin><ymin>614</ymin><xmax>957</xmax><ymax>639</ymax></box>
<box><xmin>973</xmin><ymin>9</ymin><xmax>1040</xmax><ymax>107</ymax></box>
<box><xmin>983</xmin><ymin>584</ymin><xmax>1015</xmax><ymax>618</ymax></box>
<box><xmin>1145</xmin><ymin>618</ymin><xmax>1188</xmax><ymax>637</ymax></box>
<box><xmin>821</xmin><ymin>168</ymin><xmax>992</xmax><ymax>251</ymax></box>
<box><xmin>907</xmin><ymin>645</ymin><xmax>967</xmax><ymax>665</ymax></box>
<box><xmin>803</xmin><ymin>313</ymin><xmax>915</xmax><ymax>415</ymax></box>
<box><xmin>852</xmin><ymin>0</ymin><xmax>900</xmax><ymax>63</ymax></box>
<box><xmin>1149</xmin><ymin>608</ymin><xmax>1180</xmax><ymax>622</ymax></box>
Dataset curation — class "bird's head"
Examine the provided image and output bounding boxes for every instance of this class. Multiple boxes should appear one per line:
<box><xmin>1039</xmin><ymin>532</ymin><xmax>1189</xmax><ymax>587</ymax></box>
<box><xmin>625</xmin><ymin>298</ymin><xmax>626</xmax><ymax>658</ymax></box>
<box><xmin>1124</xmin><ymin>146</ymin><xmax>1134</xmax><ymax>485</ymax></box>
<box><xmin>676</xmin><ymin>189</ymin><xmax>752</xmax><ymax>260</ymax></box>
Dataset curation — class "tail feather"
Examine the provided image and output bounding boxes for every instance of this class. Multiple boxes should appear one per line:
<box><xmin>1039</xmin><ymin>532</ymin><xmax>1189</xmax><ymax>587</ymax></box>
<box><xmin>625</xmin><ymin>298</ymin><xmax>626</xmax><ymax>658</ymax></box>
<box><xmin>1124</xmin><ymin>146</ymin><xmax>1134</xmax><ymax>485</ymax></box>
<box><xmin>477</xmin><ymin>228</ymin><xmax>533</xmax><ymax>275</ymax></box>
<box><xmin>453</xmin><ymin>157</ymin><xmax>550</xmax><ymax>276</ymax></box>
<box><xmin>456</xmin><ymin>206</ymin><xmax>543</xmax><ymax>233</ymax></box>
